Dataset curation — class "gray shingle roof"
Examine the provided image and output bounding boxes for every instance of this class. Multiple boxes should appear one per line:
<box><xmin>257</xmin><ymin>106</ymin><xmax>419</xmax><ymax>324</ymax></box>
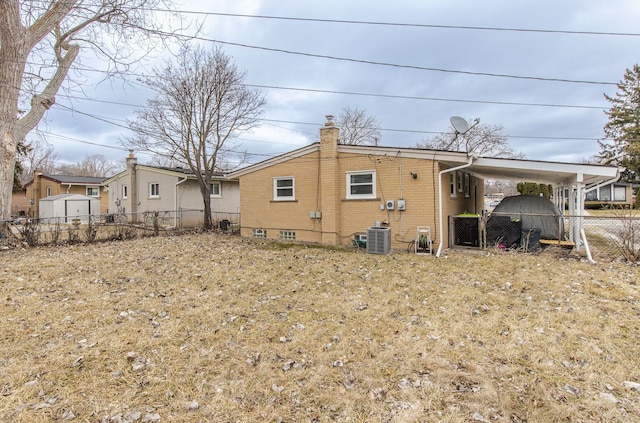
<box><xmin>45</xmin><ymin>175</ymin><xmax>107</xmax><ymax>184</ymax></box>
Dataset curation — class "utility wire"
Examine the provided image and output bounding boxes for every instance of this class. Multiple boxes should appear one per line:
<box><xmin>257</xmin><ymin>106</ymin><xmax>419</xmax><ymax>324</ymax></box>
<box><xmin>148</xmin><ymin>9</ymin><xmax>640</xmax><ymax>37</ymax></box>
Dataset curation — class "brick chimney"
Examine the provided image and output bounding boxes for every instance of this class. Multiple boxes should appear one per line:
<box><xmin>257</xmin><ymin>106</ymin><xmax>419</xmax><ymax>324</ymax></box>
<box><xmin>319</xmin><ymin>115</ymin><xmax>340</xmax><ymax>245</ymax></box>
<box><xmin>125</xmin><ymin>151</ymin><xmax>137</xmax><ymax>215</ymax></box>
<box><xmin>320</xmin><ymin>114</ymin><xmax>339</xmax><ymax>157</ymax></box>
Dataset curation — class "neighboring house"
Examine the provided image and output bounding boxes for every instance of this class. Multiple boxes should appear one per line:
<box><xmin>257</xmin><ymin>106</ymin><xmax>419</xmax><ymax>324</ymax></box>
<box><xmin>103</xmin><ymin>153</ymin><xmax>240</xmax><ymax>227</ymax></box>
<box><xmin>23</xmin><ymin>172</ymin><xmax>108</xmax><ymax>217</ymax></box>
<box><xmin>585</xmin><ymin>182</ymin><xmax>639</xmax><ymax>208</ymax></box>
<box><xmin>229</xmin><ymin>115</ymin><xmax>619</xmax><ymax>255</ymax></box>
<box><xmin>11</xmin><ymin>189</ymin><xmax>29</xmax><ymax>218</ymax></box>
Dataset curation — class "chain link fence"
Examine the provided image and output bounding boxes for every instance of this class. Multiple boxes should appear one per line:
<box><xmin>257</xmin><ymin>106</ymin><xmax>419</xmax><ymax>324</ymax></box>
<box><xmin>1</xmin><ymin>210</ymin><xmax>240</xmax><ymax>247</ymax></box>
<box><xmin>3</xmin><ymin>209</ymin><xmax>638</xmax><ymax>262</ymax></box>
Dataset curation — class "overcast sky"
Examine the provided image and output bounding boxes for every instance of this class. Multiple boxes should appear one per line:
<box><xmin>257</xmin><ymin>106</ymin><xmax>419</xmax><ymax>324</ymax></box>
<box><xmin>37</xmin><ymin>0</ymin><xmax>640</xmax><ymax>169</ymax></box>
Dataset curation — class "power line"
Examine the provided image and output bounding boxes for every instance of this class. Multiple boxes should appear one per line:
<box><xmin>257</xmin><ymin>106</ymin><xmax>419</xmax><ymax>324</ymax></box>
<box><xmin>149</xmin><ymin>9</ymin><xmax>640</xmax><ymax>37</ymax></box>
<box><xmin>180</xmin><ymin>34</ymin><xmax>619</xmax><ymax>86</ymax></box>
<box><xmin>245</xmin><ymin>84</ymin><xmax>607</xmax><ymax>110</ymax></box>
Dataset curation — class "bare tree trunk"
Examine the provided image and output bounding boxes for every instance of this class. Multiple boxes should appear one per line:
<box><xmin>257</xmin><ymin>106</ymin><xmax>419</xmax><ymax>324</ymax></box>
<box><xmin>203</xmin><ymin>193</ymin><xmax>213</xmax><ymax>231</ymax></box>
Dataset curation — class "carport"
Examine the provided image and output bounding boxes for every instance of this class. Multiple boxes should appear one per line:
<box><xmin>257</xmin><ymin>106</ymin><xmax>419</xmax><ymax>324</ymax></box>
<box><xmin>436</xmin><ymin>154</ymin><xmax>620</xmax><ymax>259</ymax></box>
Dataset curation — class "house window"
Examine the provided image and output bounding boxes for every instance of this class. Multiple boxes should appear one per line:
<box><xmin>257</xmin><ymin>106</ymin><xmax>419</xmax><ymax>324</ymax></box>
<box><xmin>279</xmin><ymin>230</ymin><xmax>296</xmax><ymax>241</ymax></box>
<box><xmin>450</xmin><ymin>173</ymin><xmax>457</xmax><ymax>198</ymax></box>
<box><xmin>346</xmin><ymin>171</ymin><xmax>376</xmax><ymax>199</ymax></box>
<box><xmin>122</xmin><ymin>185</ymin><xmax>128</xmax><ymax>199</ymax></box>
<box><xmin>252</xmin><ymin>229</ymin><xmax>267</xmax><ymax>238</ymax></box>
<box><xmin>274</xmin><ymin>177</ymin><xmax>295</xmax><ymax>200</ymax></box>
<box><xmin>599</xmin><ymin>186</ymin><xmax>611</xmax><ymax>202</ymax></box>
<box><xmin>87</xmin><ymin>187</ymin><xmax>99</xmax><ymax>197</ymax></box>
<box><xmin>457</xmin><ymin>171</ymin><xmax>463</xmax><ymax>193</ymax></box>
<box><xmin>149</xmin><ymin>183</ymin><xmax>160</xmax><ymax>198</ymax></box>
<box><xmin>210</xmin><ymin>182</ymin><xmax>221</xmax><ymax>197</ymax></box>
<box><xmin>614</xmin><ymin>186</ymin><xmax>626</xmax><ymax>201</ymax></box>
<box><xmin>464</xmin><ymin>173</ymin><xmax>470</xmax><ymax>198</ymax></box>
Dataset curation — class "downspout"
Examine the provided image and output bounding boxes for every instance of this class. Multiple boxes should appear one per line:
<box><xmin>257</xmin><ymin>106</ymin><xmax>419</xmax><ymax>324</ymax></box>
<box><xmin>67</xmin><ymin>184</ymin><xmax>71</xmax><ymax>194</ymax></box>
<box><xmin>174</xmin><ymin>176</ymin><xmax>188</xmax><ymax>227</ymax></box>
<box><xmin>436</xmin><ymin>153</ymin><xmax>476</xmax><ymax>258</ymax></box>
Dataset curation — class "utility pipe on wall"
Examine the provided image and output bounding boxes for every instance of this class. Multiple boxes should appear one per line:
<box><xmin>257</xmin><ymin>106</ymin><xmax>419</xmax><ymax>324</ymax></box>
<box><xmin>436</xmin><ymin>153</ymin><xmax>476</xmax><ymax>258</ymax></box>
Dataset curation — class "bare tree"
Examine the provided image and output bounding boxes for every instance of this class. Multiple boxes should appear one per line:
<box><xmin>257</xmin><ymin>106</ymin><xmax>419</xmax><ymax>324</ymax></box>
<box><xmin>56</xmin><ymin>154</ymin><xmax>123</xmax><ymax>177</ymax></box>
<box><xmin>19</xmin><ymin>138</ymin><xmax>58</xmax><ymax>182</ymax></box>
<box><xmin>417</xmin><ymin>121</ymin><xmax>523</xmax><ymax>159</ymax></box>
<box><xmin>335</xmin><ymin>107</ymin><xmax>381</xmax><ymax>146</ymax></box>
<box><xmin>125</xmin><ymin>44</ymin><xmax>265</xmax><ymax>230</ymax></box>
<box><xmin>0</xmin><ymin>0</ymin><xmax>177</xmax><ymax>229</ymax></box>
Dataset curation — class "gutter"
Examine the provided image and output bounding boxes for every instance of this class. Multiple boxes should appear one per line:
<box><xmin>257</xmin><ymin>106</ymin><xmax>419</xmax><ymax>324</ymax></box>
<box><xmin>436</xmin><ymin>153</ymin><xmax>476</xmax><ymax>258</ymax></box>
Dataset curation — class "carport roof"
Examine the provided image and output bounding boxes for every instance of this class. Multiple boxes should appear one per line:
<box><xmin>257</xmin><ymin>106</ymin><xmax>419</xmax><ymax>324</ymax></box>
<box><xmin>463</xmin><ymin>156</ymin><xmax>620</xmax><ymax>187</ymax></box>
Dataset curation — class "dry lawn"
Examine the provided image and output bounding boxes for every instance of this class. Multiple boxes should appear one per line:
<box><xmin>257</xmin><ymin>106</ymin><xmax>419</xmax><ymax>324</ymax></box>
<box><xmin>1</xmin><ymin>234</ymin><xmax>639</xmax><ymax>422</ymax></box>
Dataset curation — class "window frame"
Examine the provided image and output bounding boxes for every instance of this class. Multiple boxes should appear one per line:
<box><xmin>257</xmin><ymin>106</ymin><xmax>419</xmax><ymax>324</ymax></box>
<box><xmin>273</xmin><ymin>177</ymin><xmax>295</xmax><ymax>201</ymax></box>
<box><xmin>86</xmin><ymin>187</ymin><xmax>99</xmax><ymax>197</ymax></box>
<box><xmin>210</xmin><ymin>181</ymin><xmax>222</xmax><ymax>198</ymax></box>
<box><xmin>149</xmin><ymin>182</ymin><xmax>160</xmax><ymax>198</ymax></box>
<box><xmin>450</xmin><ymin>173</ymin><xmax>457</xmax><ymax>198</ymax></box>
<box><xmin>464</xmin><ymin>173</ymin><xmax>471</xmax><ymax>198</ymax></box>
<box><xmin>122</xmin><ymin>185</ymin><xmax>128</xmax><ymax>199</ymax></box>
<box><xmin>46</xmin><ymin>186</ymin><xmax>52</xmax><ymax>197</ymax></box>
<box><xmin>346</xmin><ymin>170</ymin><xmax>376</xmax><ymax>200</ymax></box>
<box><xmin>279</xmin><ymin>230</ymin><xmax>296</xmax><ymax>241</ymax></box>
<box><xmin>252</xmin><ymin>228</ymin><xmax>267</xmax><ymax>238</ymax></box>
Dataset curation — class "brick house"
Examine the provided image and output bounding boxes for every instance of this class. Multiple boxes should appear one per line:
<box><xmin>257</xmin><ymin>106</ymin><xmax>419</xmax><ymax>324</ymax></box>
<box><xmin>229</xmin><ymin>115</ymin><xmax>485</xmax><ymax>252</ymax></box>
<box><xmin>230</xmin><ymin>115</ymin><xmax>620</xmax><ymax>255</ymax></box>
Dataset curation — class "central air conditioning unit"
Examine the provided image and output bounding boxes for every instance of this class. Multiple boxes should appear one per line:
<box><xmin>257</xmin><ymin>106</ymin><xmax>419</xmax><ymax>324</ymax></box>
<box><xmin>366</xmin><ymin>227</ymin><xmax>391</xmax><ymax>254</ymax></box>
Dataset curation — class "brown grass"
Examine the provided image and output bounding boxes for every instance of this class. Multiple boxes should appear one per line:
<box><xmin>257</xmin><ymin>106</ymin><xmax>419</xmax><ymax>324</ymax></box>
<box><xmin>1</xmin><ymin>234</ymin><xmax>639</xmax><ymax>422</ymax></box>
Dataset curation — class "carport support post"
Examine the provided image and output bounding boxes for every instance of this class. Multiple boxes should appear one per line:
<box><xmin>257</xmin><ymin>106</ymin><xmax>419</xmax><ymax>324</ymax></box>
<box><xmin>573</xmin><ymin>173</ymin><xmax>584</xmax><ymax>251</ymax></box>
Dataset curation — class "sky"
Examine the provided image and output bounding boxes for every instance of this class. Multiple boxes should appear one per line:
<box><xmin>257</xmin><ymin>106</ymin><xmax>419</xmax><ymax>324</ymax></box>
<box><xmin>35</xmin><ymin>0</ymin><xmax>640</xmax><ymax>169</ymax></box>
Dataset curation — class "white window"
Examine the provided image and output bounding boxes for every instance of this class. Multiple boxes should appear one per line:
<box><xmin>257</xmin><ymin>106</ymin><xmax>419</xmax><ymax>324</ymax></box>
<box><xmin>457</xmin><ymin>171</ymin><xmax>463</xmax><ymax>193</ymax></box>
<box><xmin>149</xmin><ymin>183</ymin><xmax>160</xmax><ymax>198</ymax></box>
<box><xmin>450</xmin><ymin>173</ymin><xmax>457</xmax><ymax>198</ymax></box>
<box><xmin>464</xmin><ymin>173</ymin><xmax>470</xmax><ymax>198</ymax></box>
<box><xmin>346</xmin><ymin>171</ymin><xmax>376</xmax><ymax>199</ymax></box>
<box><xmin>46</xmin><ymin>187</ymin><xmax>52</xmax><ymax>197</ymax></box>
<box><xmin>210</xmin><ymin>182</ymin><xmax>221</xmax><ymax>197</ymax></box>
<box><xmin>273</xmin><ymin>177</ymin><xmax>295</xmax><ymax>200</ymax></box>
<box><xmin>87</xmin><ymin>187</ymin><xmax>99</xmax><ymax>197</ymax></box>
<box><xmin>279</xmin><ymin>230</ymin><xmax>296</xmax><ymax>241</ymax></box>
<box><xmin>252</xmin><ymin>229</ymin><xmax>267</xmax><ymax>238</ymax></box>
<box><xmin>122</xmin><ymin>185</ymin><xmax>128</xmax><ymax>199</ymax></box>
<box><xmin>614</xmin><ymin>186</ymin><xmax>626</xmax><ymax>201</ymax></box>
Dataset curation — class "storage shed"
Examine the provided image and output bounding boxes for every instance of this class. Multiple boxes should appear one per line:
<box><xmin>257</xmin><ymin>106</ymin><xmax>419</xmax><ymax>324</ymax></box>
<box><xmin>39</xmin><ymin>194</ymin><xmax>100</xmax><ymax>223</ymax></box>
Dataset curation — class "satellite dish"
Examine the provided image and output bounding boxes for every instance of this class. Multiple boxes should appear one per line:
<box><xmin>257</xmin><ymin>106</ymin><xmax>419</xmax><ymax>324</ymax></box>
<box><xmin>450</xmin><ymin>116</ymin><xmax>469</xmax><ymax>134</ymax></box>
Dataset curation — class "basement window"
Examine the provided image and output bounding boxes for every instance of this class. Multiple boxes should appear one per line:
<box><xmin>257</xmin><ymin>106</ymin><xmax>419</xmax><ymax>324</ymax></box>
<box><xmin>279</xmin><ymin>230</ymin><xmax>296</xmax><ymax>241</ymax></box>
<box><xmin>252</xmin><ymin>229</ymin><xmax>267</xmax><ymax>238</ymax></box>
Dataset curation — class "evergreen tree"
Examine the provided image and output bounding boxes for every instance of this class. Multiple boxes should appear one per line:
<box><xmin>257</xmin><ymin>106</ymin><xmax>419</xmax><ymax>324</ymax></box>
<box><xmin>599</xmin><ymin>64</ymin><xmax>640</xmax><ymax>182</ymax></box>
